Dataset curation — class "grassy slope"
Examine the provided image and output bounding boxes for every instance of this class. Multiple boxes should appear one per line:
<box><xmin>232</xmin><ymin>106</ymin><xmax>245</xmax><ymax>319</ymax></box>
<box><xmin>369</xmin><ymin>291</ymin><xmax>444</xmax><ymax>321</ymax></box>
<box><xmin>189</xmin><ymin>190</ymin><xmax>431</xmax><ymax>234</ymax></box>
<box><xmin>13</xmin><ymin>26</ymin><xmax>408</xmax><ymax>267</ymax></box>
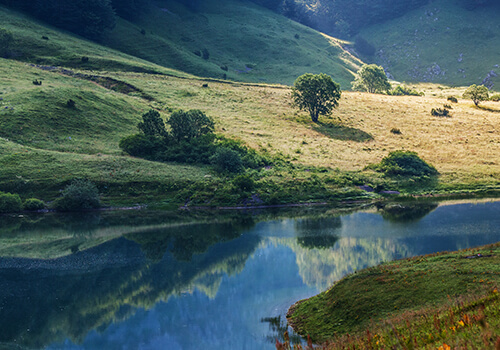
<box><xmin>102</xmin><ymin>0</ymin><xmax>363</xmax><ymax>88</ymax></box>
<box><xmin>288</xmin><ymin>242</ymin><xmax>500</xmax><ymax>348</ymax></box>
<box><xmin>0</xmin><ymin>4</ymin><xmax>499</xmax><ymax>206</ymax></box>
<box><xmin>360</xmin><ymin>0</ymin><xmax>500</xmax><ymax>88</ymax></box>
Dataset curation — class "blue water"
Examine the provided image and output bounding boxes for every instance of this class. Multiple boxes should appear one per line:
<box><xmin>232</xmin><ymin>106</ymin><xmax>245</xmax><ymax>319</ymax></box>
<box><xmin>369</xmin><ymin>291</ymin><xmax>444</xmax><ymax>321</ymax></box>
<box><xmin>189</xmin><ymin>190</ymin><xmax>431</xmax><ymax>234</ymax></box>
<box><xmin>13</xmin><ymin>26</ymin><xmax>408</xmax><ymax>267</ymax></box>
<box><xmin>0</xmin><ymin>200</ymin><xmax>498</xmax><ymax>349</ymax></box>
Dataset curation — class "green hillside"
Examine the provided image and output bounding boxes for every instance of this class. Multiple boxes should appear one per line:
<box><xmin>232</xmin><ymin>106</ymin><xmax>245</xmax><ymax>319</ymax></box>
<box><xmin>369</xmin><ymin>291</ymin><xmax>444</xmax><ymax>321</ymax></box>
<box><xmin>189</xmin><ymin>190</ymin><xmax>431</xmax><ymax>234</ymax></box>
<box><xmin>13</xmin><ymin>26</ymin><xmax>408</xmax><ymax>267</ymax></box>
<box><xmin>102</xmin><ymin>0</ymin><xmax>363</xmax><ymax>87</ymax></box>
<box><xmin>359</xmin><ymin>0</ymin><xmax>500</xmax><ymax>87</ymax></box>
<box><xmin>0</xmin><ymin>1</ymin><xmax>499</xmax><ymax>209</ymax></box>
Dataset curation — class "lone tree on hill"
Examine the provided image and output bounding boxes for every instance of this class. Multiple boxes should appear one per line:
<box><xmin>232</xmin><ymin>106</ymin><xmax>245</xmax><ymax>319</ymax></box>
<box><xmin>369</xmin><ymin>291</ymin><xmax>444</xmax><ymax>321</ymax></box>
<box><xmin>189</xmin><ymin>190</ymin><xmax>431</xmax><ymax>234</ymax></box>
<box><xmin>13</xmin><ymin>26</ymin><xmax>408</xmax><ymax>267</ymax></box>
<box><xmin>352</xmin><ymin>64</ymin><xmax>391</xmax><ymax>94</ymax></box>
<box><xmin>462</xmin><ymin>84</ymin><xmax>489</xmax><ymax>106</ymax></box>
<box><xmin>292</xmin><ymin>73</ymin><xmax>342</xmax><ymax>123</ymax></box>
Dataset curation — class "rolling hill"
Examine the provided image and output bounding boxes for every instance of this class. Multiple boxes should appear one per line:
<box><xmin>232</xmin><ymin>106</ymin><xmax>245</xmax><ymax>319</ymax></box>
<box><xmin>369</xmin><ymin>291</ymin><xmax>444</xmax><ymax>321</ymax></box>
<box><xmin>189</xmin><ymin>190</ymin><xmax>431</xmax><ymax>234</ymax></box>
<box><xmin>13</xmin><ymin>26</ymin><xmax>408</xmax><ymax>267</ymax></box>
<box><xmin>359</xmin><ymin>0</ymin><xmax>500</xmax><ymax>88</ymax></box>
<box><xmin>0</xmin><ymin>1</ymin><xmax>499</xmax><ymax>207</ymax></box>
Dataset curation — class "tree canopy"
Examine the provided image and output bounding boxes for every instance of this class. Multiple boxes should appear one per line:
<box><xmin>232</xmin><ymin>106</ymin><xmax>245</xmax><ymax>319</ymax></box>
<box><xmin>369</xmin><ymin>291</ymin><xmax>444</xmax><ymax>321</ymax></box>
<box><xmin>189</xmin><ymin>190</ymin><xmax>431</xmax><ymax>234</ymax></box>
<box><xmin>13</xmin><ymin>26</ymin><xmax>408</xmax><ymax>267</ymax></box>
<box><xmin>291</xmin><ymin>73</ymin><xmax>341</xmax><ymax>123</ymax></box>
<box><xmin>352</xmin><ymin>64</ymin><xmax>391</xmax><ymax>94</ymax></box>
<box><xmin>462</xmin><ymin>84</ymin><xmax>489</xmax><ymax>106</ymax></box>
<box><xmin>167</xmin><ymin>109</ymin><xmax>215</xmax><ymax>142</ymax></box>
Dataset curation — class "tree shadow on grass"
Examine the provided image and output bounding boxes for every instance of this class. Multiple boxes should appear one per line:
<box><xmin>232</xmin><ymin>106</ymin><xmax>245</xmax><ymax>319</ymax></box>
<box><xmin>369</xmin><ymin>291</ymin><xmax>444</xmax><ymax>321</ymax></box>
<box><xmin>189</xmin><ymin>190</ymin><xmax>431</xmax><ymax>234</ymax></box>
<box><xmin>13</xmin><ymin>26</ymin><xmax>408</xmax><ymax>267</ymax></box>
<box><xmin>313</xmin><ymin>121</ymin><xmax>373</xmax><ymax>142</ymax></box>
<box><xmin>477</xmin><ymin>105</ymin><xmax>500</xmax><ymax>113</ymax></box>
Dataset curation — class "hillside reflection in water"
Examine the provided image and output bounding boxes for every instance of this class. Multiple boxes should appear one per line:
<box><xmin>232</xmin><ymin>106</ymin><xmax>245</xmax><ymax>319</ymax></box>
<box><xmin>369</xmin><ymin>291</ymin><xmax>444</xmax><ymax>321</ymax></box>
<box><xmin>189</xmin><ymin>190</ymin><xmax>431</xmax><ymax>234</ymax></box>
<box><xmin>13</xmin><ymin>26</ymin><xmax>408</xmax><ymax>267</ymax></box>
<box><xmin>0</xmin><ymin>200</ymin><xmax>498</xmax><ymax>349</ymax></box>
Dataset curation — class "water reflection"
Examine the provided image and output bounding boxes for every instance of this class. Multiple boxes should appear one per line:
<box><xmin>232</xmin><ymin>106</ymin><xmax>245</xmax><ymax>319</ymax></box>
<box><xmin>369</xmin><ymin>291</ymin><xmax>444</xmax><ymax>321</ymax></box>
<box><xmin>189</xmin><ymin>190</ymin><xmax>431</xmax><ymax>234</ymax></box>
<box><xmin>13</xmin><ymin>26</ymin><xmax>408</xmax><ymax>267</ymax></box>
<box><xmin>376</xmin><ymin>202</ymin><xmax>438</xmax><ymax>222</ymax></box>
<box><xmin>295</xmin><ymin>217</ymin><xmax>341</xmax><ymax>250</ymax></box>
<box><xmin>0</xmin><ymin>200</ymin><xmax>498</xmax><ymax>349</ymax></box>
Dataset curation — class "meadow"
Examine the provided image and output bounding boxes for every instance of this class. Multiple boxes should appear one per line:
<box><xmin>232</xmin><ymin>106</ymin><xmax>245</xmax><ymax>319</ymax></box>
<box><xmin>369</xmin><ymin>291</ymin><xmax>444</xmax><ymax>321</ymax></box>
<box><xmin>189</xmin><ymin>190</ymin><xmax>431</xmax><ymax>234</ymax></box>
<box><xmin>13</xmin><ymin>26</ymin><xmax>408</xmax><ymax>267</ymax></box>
<box><xmin>0</xmin><ymin>2</ymin><xmax>499</xmax><ymax>208</ymax></box>
<box><xmin>1</xmin><ymin>54</ymin><xmax>500</xmax><ymax>206</ymax></box>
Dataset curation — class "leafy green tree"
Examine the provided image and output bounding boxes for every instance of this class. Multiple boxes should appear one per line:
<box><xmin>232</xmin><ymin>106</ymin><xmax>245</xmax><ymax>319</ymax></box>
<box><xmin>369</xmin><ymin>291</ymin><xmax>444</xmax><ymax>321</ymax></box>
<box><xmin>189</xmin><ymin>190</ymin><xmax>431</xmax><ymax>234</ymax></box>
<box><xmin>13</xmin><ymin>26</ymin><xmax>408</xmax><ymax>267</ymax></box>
<box><xmin>137</xmin><ymin>109</ymin><xmax>168</xmax><ymax>138</ymax></box>
<box><xmin>291</xmin><ymin>73</ymin><xmax>342</xmax><ymax>123</ymax></box>
<box><xmin>167</xmin><ymin>109</ymin><xmax>215</xmax><ymax>141</ymax></box>
<box><xmin>352</xmin><ymin>64</ymin><xmax>391</xmax><ymax>93</ymax></box>
<box><xmin>462</xmin><ymin>84</ymin><xmax>489</xmax><ymax>106</ymax></box>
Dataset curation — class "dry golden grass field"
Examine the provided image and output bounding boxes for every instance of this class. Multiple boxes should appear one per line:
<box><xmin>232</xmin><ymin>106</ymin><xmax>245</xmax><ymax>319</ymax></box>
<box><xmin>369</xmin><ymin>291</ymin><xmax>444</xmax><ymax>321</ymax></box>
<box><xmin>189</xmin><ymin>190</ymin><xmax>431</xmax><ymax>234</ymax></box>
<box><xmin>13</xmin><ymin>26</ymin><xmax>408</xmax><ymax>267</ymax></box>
<box><xmin>117</xmin><ymin>71</ymin><xmax>500</xmax><ymax>186</ymax></box>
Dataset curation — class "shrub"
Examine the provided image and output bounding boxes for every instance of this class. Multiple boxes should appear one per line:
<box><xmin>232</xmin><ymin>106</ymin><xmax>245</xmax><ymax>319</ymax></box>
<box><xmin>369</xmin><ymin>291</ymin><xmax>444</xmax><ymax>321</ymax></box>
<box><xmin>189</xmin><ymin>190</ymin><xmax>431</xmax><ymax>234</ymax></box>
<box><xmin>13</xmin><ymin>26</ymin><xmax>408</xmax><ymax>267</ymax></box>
<box><xmin>388</xmin><ymin>85</ymin><xmax>423</xmax><ymax>96</ymax></box>
<box><xmin>431</xmin><ymin>108</ymin><xmax>450</xmax><ymax>117</ymax></box>
<box><xmin>216</xmin><ymin>137</ymin><xmax>270</xmax><ymax>169</ymax></box>
<box><xmin>119</xmin><ymin>134</ymin><xmax>159</xmax><ymax>157</ymax></box>
<box><xmin>490</xmin><ymin>94</ymin><xmax>500</xmax><ymax>102</ymax></box>
<box><xmin>232</xmin><ymin>174</ymin><xmax>255</xmax><ymax>192</ymax></box>
<box><xmin>0</xmin><ymin>192</ymin><xmax>23</xmax><ymax>213</ymax></box>
<box><xmin>376</xmin><ymin>150</ymin><xmax>438</xmax><ymax>177</ymax></box>
<box><xmin>159</xmin><ymin>135</ymin><xmax>216</xmax><ymax>164</ymax></box>
<box><xmin>53</xmin><ymin>179</ymin><xmax>100</xmax><ymax>211</ymax></box>
<box><xmin>390</xmin><ymin>128</ymin><xmax>401</xmax><ymax>134</ymax></box>
<box><xmin>211</xmin><ymin>148</ymin><xmax>243</xmax><ymax>173</ymax></box>
<box><xmin>447</xmin><ymin>96</ymin><xmax>458</xmax><ymax>103</ymax></box>
<box><xmin>66</xmin><ymin>99</ymin><xmax>76</xmax><ymax>108</ymax></box>
<box><xmin>23</xmin><ymin>198</ymin><xmax>45</xmax><ymax>211</ymax></box>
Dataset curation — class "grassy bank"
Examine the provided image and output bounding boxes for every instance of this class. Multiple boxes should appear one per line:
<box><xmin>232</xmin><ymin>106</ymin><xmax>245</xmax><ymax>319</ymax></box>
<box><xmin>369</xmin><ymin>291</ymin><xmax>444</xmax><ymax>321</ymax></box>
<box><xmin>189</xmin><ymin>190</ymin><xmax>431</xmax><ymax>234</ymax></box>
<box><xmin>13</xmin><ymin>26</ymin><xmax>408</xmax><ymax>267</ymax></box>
<box><xmin>287</xmin><ymin>242</ymin><xmax>500</xmax><ymax>349</ymax></box>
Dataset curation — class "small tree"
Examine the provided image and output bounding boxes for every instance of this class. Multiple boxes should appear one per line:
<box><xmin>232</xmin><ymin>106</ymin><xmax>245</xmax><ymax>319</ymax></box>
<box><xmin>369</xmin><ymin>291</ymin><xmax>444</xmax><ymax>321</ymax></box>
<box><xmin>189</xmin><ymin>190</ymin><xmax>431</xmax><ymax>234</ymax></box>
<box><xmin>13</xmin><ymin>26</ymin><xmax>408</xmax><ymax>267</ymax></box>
<box><xmin>53</xmin><ymin>179</ymin><xmax>100</xmax><ymax>211</ymax></box>
<box><xmin>167</xmin><ymin>109</ymin><xmax>215</xmax><ymax>141</ymax></box>
<box><xmin>463</xmin><ymin>84</ymin><xmax>489</xmax><ymax>106</ymax></box>
<box><xmin>352</xmin><ymin>64</ymin><xmax>391</xmax><ymax>94</ymax></box>
<box><xmin>137</xmin><ymin>109</ymin><xmax>168</xmax><ymax>138</ymax></box>
<box><xmin>291</xmin><ymin>73</ymin><xmax>342</xmax><ymax>123</ymax></box>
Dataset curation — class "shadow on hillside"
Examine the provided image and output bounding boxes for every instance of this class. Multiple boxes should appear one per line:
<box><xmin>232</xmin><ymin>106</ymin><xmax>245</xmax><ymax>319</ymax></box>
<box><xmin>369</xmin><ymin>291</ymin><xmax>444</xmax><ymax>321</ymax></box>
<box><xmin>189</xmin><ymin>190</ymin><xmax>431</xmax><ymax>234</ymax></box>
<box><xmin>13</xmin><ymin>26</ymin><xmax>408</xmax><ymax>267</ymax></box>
<box><xmin>477</xmin><ymin>105</ymin><xmax>500</xmax><ymax>113</ymax></box>
<box><xmin>313</xmin><ymin>122</ymin><xmax>373</xmax><ymax>142</ymax></box>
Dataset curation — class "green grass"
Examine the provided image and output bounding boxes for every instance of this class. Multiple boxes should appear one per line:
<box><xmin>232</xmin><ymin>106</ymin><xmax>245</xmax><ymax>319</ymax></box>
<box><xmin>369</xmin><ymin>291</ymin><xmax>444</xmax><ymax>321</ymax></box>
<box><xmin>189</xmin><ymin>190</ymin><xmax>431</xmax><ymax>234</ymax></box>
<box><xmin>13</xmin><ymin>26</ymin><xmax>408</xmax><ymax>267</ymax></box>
<box><xmin>0</xmin><ymin>2</ymin><xmax>499</xmax><ymax>208</ymax></box>
<box><xmin>0</xmin><ymin>137</ymin><xmax>209</xmax><ymax>204</ymax></box>
<box><xmin>360</xmin><ymin>0</ymin><xmax>500</xmax><ymax>88</ymax></box>
<box><xmin>101</xmin><ymin>0</ymin><xmax>363</xmax><ymax>88</ymax></box>
<box><xmin>287</xmin><ymin>243</ymin><xmax>500</xmax><ymax>347</ymax></box>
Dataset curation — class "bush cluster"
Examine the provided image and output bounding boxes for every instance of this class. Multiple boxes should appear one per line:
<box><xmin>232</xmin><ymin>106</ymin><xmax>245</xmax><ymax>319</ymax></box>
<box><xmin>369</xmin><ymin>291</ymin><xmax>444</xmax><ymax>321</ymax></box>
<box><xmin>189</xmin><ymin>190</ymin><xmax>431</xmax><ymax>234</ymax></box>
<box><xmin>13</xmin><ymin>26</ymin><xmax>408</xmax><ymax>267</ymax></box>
<box><xmin>0</xmin><ymin>192</ymin><xmax>23</xmax><ymax>213</ymax></box>
<box><xmin>120</xmin><ymin>109</ymin><xmax>270</xmax><ymax>173</ymax></box>
<box><xmin>447</xmin><ymin>96</ymin><xmax>458</xmax><ymax>103</ymax></box>
<box><xmin>23</xmin><ymin>198</ymin><xmax>45</xmax><ymax>211</ymax></box>
<box><xmin>373</xmin><ymin>150</ymin><xmax>438</xmax><ymax>177</ymax></box>
<box><xmin>431</xmin><ymin>108</ymin><xmax>450</xmax><ymax>117</ymax></box>
<box><xmin>388</xmin><ymin>85</ymin><xmax>423</xmax><ymax>96</ymax></box>
<box><xmin>52</xmin><ymin>179</ymin><xmax>101</xmax><ymax>211</ymax></box>
<box><xmin>490</xmin><ymin>94</ymin><xmax>500</xmax><ymax>102</ymax></box>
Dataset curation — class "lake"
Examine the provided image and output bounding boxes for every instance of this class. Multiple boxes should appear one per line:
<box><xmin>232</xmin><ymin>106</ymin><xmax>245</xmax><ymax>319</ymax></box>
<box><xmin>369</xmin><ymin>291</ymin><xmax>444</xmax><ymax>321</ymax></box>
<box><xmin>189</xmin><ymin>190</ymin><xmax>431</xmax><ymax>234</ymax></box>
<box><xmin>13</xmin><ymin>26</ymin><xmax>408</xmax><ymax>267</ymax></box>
<box><xmin>0</xmin><ymin>199</ymin><xmax>499</xmax><ymax>349</ymax></box>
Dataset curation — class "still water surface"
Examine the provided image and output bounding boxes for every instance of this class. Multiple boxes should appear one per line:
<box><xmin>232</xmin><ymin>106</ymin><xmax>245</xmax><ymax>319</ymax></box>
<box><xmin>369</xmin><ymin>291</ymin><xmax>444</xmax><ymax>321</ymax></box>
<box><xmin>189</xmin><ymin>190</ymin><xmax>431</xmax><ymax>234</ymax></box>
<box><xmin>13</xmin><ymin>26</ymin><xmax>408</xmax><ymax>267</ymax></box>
<box><xmin>0</xmin><ymin>200</ymin><xmax>499</xmax><ymax>349</ymax></box>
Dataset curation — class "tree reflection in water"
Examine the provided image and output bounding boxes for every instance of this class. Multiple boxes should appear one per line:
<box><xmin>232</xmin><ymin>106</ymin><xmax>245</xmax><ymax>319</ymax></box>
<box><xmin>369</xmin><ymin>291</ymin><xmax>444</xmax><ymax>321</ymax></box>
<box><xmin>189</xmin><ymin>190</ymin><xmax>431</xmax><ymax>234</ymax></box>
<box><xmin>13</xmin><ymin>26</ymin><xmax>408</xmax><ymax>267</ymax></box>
<box><xmin>295</xmin><ymin>217</ymin><xmax>341</xmax><ymax>250</ymax></box>
<box><xmin>0</xmin><ymin>215</ymin><xmax>261</xmax><ymax>349</ymax></box>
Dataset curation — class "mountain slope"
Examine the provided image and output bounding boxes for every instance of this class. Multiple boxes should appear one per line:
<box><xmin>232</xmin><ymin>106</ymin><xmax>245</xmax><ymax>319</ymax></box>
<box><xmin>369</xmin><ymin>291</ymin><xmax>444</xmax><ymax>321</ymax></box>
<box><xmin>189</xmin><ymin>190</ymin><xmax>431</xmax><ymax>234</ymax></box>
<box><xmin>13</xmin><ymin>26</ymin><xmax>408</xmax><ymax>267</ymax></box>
<box><xmin>99</xmin><ymin>0</ymin><xmax>364</xmax><ymax>88</ymax></box>
<box><xmin>359</xmin><ymin>0</ymin><xmax>500</xmax><ymax>88</ymax></box>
